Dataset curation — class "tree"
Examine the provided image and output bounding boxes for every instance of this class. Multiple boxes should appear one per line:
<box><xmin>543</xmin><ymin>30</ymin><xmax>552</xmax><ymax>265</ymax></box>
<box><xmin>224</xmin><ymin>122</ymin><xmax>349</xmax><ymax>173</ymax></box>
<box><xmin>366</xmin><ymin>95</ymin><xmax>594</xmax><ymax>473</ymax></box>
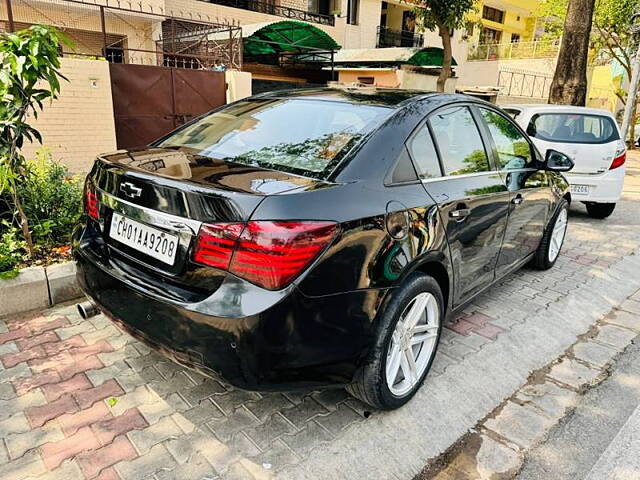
<box><xmin>538</xmin><ymin>0</ymin><xmax>570</xmax><ymax>40</ymax></box>
<box><xmin>548</xmin><ymin>0</ymin><xmax>596</xmax><ymax>105</ymax></box>
<box><xmin>0</xmin><ymin>25</ymin><xmax>68</xmax><ymax>255</ymax></box>
<box><xmin>592</xmin><ymin>0</ymin><xmax>638</xmax><ymax>84</ymax></box>
<box><xmin>414</xmin><ymin>0</ymin><xmax>475</xmax><ymax>92</ymax></box>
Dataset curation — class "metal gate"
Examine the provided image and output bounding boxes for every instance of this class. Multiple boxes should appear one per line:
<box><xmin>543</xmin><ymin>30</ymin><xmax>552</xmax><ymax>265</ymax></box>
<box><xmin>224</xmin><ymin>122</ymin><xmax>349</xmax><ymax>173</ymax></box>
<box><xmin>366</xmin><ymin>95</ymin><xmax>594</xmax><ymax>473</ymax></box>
<box><xmin>110</xmin><ymin>64</ymin><xmax>226</xmax><ymax>149</ymax></box>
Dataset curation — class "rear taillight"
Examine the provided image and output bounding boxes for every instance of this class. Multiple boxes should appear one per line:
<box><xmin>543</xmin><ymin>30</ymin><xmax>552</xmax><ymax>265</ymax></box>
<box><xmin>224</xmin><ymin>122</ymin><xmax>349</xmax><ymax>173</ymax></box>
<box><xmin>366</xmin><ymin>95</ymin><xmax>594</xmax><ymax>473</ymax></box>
<box><xmin>610</xmin><ymin>150</ymin><xmax>626</xmax><ymax>170</ymax></box>
<box><xmin>192</xmin><ymin>223</ymin><xmax>244</xmax><ymax>270</ymax></box>
<box><xmin>610</xmin><ymin>141</ymin><xmax>626</xmax><ymax>170</ymax></box>
<box><xmin>192</xmin><ymin>220</ymin><xmax>337</xmax><ymax>290</ymax></box>
<box><xmin>230</xmin><ymin>221</ymin><xmax>337</xmax><ymax>290</ymax></box>
<box><xmin>85</xmin><ymin>188</ymin><xmax>99</xmax><ymax>220</ymax></box>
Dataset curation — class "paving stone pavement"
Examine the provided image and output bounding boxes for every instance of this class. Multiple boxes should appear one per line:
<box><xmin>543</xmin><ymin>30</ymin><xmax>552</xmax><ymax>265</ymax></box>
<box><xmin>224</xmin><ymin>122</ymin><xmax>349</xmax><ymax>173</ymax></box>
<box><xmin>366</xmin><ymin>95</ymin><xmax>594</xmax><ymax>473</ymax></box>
<box><xmin>1</xmin><ymin>156</ymin><xmax>639</xmax><ymax>480</ymax></box>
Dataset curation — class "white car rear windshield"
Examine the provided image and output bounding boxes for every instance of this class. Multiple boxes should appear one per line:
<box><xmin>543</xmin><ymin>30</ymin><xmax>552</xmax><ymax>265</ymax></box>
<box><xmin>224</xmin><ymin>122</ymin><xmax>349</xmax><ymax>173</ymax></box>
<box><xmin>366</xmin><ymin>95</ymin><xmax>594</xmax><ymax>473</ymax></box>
<box><xmin>156</xmin><ymin>99</ymin><xmax>390</xmax><ymax>179</ymax></box>
<box><xmin>528</xmin><ymin>113</ymin><xmax>620</xmax><ymax>144</ymax></box>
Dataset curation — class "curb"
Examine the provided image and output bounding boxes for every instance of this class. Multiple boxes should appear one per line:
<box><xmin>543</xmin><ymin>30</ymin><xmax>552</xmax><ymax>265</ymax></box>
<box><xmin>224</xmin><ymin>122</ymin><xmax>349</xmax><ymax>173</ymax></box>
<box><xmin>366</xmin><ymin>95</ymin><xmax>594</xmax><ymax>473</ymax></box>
<box><xmin>0</xmin><ymin>262</ymin><xmax>82</xmax><ymax>318</ymax></box>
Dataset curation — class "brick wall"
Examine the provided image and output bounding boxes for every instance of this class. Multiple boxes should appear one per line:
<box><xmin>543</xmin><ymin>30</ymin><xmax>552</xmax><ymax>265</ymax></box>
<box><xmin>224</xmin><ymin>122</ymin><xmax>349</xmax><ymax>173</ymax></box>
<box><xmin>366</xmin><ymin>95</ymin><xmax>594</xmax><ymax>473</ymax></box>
<box><xmin>21</xmin><ymin>58</ymin><xmax>117</xmax><ymax>173</ymax></box>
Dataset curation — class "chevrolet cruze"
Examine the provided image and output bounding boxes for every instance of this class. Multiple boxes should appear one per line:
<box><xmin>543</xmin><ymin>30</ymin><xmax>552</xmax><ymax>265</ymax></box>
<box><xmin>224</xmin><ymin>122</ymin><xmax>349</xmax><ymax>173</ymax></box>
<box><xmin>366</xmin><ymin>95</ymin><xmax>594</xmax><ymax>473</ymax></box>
<box><xmin>74</xmin><ymin>89</ymin><xmax>573</xmax><ymax>410</ymax></box>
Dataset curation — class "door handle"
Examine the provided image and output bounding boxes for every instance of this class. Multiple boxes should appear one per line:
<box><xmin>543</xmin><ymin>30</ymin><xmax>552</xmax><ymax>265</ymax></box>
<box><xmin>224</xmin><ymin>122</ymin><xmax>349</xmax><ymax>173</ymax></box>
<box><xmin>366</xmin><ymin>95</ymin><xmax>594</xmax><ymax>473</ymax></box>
<box><xmin>512</xmin><ymin>194</ymin><xmax>524</xmax><ymax>205</ymax></box>
<box><xmin>449</xmin><ymin>208</ymin><xmax>471</xmax><ymax>220</ymax></box>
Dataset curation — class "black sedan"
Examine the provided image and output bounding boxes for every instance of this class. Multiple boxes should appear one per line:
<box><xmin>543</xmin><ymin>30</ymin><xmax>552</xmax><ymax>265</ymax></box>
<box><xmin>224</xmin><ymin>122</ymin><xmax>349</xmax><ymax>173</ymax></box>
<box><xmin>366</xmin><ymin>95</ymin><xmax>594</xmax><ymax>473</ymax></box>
<box><xmin>73</xmin><ymin>88</ymin><xmax>573</xmax><ymax>410</ymax></box>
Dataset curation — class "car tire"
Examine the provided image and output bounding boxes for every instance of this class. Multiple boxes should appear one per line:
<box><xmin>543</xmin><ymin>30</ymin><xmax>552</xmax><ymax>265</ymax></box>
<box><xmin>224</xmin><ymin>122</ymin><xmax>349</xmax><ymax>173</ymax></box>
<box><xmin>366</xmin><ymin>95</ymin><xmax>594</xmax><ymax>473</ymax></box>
<box><xmin>531</xmin><ymin>199</ymin><xmax>569</xmax><ymax>270</ymax></box>
<box><xmin>585</xmin><ymin>202</ymin><xmax>616</xmax><ymax>219</ymax></box>
<box><xmin>346</xmin><ymin>273</ymin><xmax>444</xmax><ymax>410</ymax></box>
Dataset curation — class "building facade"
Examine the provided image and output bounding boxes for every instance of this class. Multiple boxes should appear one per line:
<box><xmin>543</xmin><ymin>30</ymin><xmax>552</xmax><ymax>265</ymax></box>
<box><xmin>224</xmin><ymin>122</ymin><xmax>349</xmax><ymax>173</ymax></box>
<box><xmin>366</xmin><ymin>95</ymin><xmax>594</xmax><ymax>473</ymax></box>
<box><xmin>0</xmin><ymin>0</ymin><xmax>545</xmax><ymax>68</ymax></box>
<box><xmin>471</xmin><ymin>0</ymin><xmax>539</xmax><ymax>45</ymax></box>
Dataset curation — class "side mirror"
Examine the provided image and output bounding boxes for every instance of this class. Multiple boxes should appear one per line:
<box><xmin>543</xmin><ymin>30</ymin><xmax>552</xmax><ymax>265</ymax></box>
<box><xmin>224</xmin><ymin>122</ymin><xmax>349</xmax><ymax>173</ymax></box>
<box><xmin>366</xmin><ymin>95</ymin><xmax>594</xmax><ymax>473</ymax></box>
<box><xmin>545</xmin><ymin>149</ymin><xmax>574</xmax><ymax>172</ymax></box>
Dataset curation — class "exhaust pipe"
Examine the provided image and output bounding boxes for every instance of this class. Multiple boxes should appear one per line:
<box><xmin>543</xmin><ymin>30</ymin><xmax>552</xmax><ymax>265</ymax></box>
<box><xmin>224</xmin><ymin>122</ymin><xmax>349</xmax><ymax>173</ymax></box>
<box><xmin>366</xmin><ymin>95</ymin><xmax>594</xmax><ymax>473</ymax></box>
<box><xmin>77</xmin><ymin>300</ymin><xmax>100</xmax><ymax>319</ymax></box>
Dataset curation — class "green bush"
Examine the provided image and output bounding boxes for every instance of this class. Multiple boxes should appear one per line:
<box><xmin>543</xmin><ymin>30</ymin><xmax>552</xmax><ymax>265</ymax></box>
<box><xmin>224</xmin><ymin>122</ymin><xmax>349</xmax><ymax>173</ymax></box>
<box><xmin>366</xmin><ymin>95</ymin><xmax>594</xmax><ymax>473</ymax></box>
<box><xmin>17</xmin><ymin>149</ymin><xmax>83</xmax><ymax>247</ymax></box>
<box><xmin>0</xmin><ymin>221</ymin><xmax>26</xmax><ymax>279</ymax></box>
<box><xmin>0</xmin><ymin>149</ymin><xmax>82</xmax><ymax>275</ymax></box>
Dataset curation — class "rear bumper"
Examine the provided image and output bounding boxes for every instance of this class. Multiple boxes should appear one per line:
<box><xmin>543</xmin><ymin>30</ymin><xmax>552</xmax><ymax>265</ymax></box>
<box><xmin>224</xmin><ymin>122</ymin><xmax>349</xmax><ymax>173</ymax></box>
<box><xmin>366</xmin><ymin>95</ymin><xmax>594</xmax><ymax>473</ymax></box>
<box><xmin>565</xmin><ymin>167</ymin><xmax>625</xmax><ymax>203</ymax></box>
<box><xmin>74</xmin><ymin>237</ymin><xmax>387</xmax><ymax>391</ymax></box>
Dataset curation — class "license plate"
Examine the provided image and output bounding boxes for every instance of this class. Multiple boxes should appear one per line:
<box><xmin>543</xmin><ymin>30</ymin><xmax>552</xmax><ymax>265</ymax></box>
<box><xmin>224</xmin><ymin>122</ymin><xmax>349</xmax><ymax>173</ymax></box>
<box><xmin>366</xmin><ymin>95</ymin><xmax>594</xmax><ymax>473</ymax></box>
<box><xmin>109</xmin><ymin>212</ymin><xmax>178</xmax><ymax>265</ymax></box>
<box><xmin>570</xmin><ymin>184</ymin><xmax>590</xmax><ymax>195</ymax></box>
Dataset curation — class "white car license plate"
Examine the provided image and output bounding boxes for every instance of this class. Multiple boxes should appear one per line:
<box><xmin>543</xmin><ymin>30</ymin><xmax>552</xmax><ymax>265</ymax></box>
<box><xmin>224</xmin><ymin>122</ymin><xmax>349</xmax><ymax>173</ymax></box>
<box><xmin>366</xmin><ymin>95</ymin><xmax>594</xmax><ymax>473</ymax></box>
<box><xmin>570</xmin><ymin>184</ymin><xmax>590</xmax><ymax>195</ymax></box>
<box><xmin>109</xmin><ymin>212</ymin><xmax>178</xmax><ymax>265</ymax></box>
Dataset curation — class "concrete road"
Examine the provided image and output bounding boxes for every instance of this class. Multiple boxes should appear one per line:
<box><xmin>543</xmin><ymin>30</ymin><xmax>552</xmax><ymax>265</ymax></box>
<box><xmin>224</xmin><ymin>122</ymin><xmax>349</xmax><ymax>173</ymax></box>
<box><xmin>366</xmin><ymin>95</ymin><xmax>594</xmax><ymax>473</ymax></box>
<box><xmin>516</xmin><ymin>337</ymin><xmax>640</xmax><ymax>480</ymax></box>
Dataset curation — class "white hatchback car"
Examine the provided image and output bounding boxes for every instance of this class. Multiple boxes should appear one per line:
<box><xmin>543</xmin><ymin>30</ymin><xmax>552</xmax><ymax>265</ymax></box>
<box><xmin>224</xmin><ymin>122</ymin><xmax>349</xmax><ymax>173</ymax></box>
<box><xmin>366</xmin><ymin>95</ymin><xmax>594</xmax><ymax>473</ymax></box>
<box><xmin>503</xmin><ymin>105</ymin><xmax>626</xmax><ymax>219</ymax></box>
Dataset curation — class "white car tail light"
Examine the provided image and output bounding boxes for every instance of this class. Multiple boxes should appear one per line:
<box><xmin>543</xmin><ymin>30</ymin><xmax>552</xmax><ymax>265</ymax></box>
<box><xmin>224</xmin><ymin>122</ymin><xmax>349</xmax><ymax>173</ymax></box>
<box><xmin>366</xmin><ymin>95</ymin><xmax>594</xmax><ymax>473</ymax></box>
<box><xmin>610</xmin><ymin>141</ymin><xmax>626</xmax><ymax>170</ymax></box>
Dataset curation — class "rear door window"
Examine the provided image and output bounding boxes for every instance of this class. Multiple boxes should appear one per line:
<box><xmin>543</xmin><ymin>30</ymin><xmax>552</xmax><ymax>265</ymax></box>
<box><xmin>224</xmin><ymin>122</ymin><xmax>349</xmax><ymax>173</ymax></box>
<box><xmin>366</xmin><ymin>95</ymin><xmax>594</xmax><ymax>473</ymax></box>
<box><xmin>429</xmin><ymin>106</ymin><xmax>491</xmax><ymax>176</ymax></box>
<box><xmin>527</xmin><ymin>113</ymin><xmax>620</xmax><ymax>144</ymax></box>
<box><xmin>388</xmin><ymin>147</ymin><xmax>419</xmax><ymax>184</ymax></box>
<box><xmin>156</xmin><ymin>99</ymin><xmax>390</xmax><ymax>179</ymax></box>
<box><xmin>479</xmin><ymin>108</ymin><xmax>532</xmax><ymax>170</ymax></box>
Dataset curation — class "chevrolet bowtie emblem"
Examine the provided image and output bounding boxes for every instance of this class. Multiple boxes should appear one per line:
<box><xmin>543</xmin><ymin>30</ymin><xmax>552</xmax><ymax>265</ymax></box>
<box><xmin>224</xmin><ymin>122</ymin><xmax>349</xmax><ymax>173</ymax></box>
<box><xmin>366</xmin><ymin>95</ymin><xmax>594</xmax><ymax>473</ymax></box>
<box><xmin>120</xmin><ymin>182</ymin><xmax>142</xmax><ymax>199</ymax></box>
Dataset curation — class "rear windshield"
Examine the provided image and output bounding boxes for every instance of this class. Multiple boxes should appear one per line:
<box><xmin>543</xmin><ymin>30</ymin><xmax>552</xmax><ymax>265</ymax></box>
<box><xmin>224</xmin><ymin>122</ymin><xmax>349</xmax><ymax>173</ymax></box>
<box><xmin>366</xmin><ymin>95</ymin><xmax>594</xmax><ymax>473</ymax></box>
<box><xmin>527</xmin><ymin>113</ymin><xmax>620</xmax><ymax>144</ymax></box>
<box><xmin>156</xmin><ymin>98</ymin><xmax>390</xmax><ymax>178</ymax></box>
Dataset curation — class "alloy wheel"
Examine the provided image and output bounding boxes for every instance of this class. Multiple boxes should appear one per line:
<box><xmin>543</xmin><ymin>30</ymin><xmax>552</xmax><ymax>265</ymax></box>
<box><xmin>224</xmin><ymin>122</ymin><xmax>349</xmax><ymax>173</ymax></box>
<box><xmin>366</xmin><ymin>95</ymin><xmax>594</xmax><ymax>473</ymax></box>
<box><xmin>548</xmin><ymin>208</ymin><xmax>568</xmax><ymax>262</ymax></box>
<box><xmin>385</xmin><ymin>292</ymin><xmax>440</xmax><ymax>397</ymax></box>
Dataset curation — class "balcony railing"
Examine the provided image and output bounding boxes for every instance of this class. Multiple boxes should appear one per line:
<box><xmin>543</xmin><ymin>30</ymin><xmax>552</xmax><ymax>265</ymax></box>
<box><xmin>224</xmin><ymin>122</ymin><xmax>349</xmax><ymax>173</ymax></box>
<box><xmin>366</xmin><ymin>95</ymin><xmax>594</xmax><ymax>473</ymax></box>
<box><xmin>468</xmin><ymin>39</ymin><xmax>562</xmax><ymax>61</ymax></box>
<box><xmin>199</xmin><ymin>0</ymin><xmax>335</xmax><ymax>26</ymax></box>
<box><xmin>376</xmin><ymin>26</ymin><xmax>423</xmax><ymax>48</ymax></box>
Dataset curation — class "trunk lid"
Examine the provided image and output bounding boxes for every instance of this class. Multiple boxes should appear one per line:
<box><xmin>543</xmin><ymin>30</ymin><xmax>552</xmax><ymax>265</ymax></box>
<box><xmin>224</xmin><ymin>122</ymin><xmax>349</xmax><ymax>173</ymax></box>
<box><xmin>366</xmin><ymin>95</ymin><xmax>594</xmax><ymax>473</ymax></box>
<box><xmin>84</xmin><ymin>147</ymin><xmax>327</xmax><ymax>300</ymax></box>
<box><xmin>94</xmin><ymin>147</ymin><xmax>321</xmax><ymax>213</ymax></box>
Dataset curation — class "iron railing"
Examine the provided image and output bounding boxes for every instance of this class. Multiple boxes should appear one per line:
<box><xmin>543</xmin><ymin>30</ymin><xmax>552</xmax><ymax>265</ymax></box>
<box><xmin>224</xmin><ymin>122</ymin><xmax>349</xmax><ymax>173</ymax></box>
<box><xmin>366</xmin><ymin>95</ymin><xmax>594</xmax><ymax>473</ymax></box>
<box><xmin>498</xmin><ymin>68</ymin><xmax>553</xmax><ymax>98</ymax></box>
<box><xmin>468</xmin><ymin>39</ymin><xmax>562</xmax><ymax>61</ymax></box>
<box><xmin>376</xmin><ymin>26</ymin><xmax>423</xmax><ymax>48</ymax></box>
<box><xmin>198</xmin><ymin>0</ymin><xmax>335</xmax><ymax>26</ymax></box>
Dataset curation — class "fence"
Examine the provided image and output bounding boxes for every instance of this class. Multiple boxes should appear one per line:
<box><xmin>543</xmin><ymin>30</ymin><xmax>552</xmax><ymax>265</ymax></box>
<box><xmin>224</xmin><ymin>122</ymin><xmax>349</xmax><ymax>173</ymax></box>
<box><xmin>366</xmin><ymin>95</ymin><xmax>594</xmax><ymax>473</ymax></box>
<box><xmin>201</xmin><ymin>0</ymin><xmax>335</xmax><ymax>26</ymax></box>
<box><xmin>497</xmin><ymin>68</ymin><xmax>553</xmax><ymax>99</ymax></box>
<box><xmin>0</xmin><ymin>0</ymin><xmax>243</xmax><ymax>69</ymax></box>
<box><xmin>468</xmin><ymin>39</ymin><xmax>561</xmax><ymax>62</ymax></box>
